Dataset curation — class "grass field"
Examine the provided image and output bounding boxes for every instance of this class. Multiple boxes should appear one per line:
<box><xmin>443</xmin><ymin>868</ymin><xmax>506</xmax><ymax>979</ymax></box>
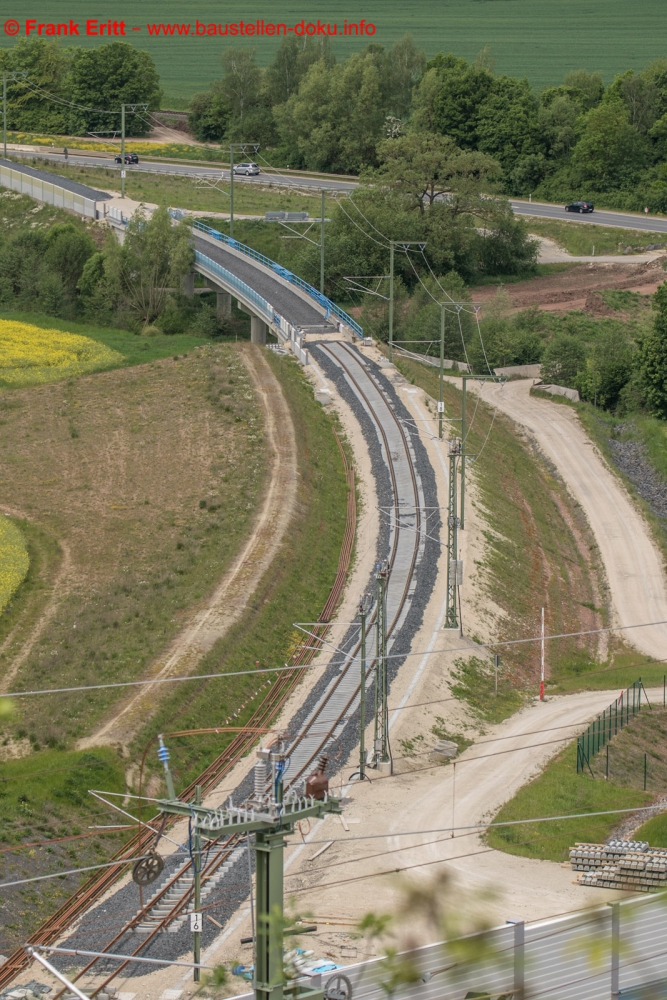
<box><xmin>526</xmin><ymin>220</ymin><xmax>665</xmax><ymax>257</ymax></box>
<box><xmin>1</xmin><ymin>0</ymin><xmax>665</xmax><ymax>102</ymax></box>
<box><xmin>0</xmin><ymin>342</ymin><xmax>267</xmax><ymax>742</ymax></box>
<box><xmin>393</xmin><ymin>358</ymin><xmax>607</xmax><ymax>701</ymax></box>
<box><xmin>0</xmin><ymin>745</ymin><xmax>127</xmax><ymax>952</ymax></box>
<box><xmin>133</xmin><ymin>351</ymin><xmax>351</xmax><ymax>790</ymax></box>
<box><xmin>487</xmin><ymin>740</ymin><xmax>650</xmax><ymax>862</ymax></box>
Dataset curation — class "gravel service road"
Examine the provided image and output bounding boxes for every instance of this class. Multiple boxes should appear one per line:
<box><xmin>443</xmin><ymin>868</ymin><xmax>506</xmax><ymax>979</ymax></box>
<box><xmin>471</xmin><ymin>379</ymin><xmax>667</xmax><ymax>659</ymax></box>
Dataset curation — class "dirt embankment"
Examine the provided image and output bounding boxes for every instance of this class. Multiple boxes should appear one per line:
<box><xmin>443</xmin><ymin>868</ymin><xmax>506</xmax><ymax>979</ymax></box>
<box><xmin>472</xmin><ymin>258</ymin><xmax>667</xmax><ymax>314</ymax></box>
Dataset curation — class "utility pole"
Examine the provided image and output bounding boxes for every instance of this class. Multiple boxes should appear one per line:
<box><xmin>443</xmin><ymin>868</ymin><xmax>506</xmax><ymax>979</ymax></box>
<box><xmin>3</xmin><ymin>72</ymin><xmax>6</xmax><ymax>160</ymax></box>
<box><xmin>438</xmin><ymin>303</ymin><xmax>445</xmax><ymax>439</ymax></box>
<box><xmin>192</xmin><ymin>785</ymin><xmax>202</xmax><ymax>982</ymax></box>
<box><xmin>120</xmin><ymin>103</ymin><xmax>125</xmax><ymax>196</ymax></box>
<box><xmin>372</xmin><ymin>563</ymin><xmax>390</xmax><ymax>769</ymax></box>
<box><xmin>150</xmin><ymin>739</ymin><xmax>340</xmax><ymax>1000</ymax></box>
<box><xmin>388</xmin><ymin>240</ymin><xmax>426</xmax><ymax>363</ymax></box>
<box><xmin>460</xmin><ymin>375</ymin><xmax>467</xmax><ymax>528</ymax></box>
<box><xmin>320</xmin><ymin>189</ymin><xmax>325</xmax><ymax>294</ymax></box>
<box><xmin>229</xmin><ymin>142</ymin><xmax>259</xmax><ymax>240</ymax></box>
<box><xmin>445</xmin><ymin>438</ymin><xmax>461</xmax><ymax>629</ymax></box>
<box><xmin>120</xmin><ymin>102</ymin><xmax>148</xmax><ymax>199</ymax></box>
<box><xmin>358</xmin><ymin>596</ymin><xmax>367</xmax><ymax>780</ymax></box>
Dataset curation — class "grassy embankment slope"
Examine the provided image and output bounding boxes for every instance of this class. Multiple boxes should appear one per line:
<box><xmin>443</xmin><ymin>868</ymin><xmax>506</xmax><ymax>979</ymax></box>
<box><xmin>18</xmin><ymin>158</ymin><xmax>325</xmax><ymax>218</ymax></box>
<box><xmin>488</xmin><ymin>707</ymin><xmax>667</xmax><ymax>861</ymax></box>
<box><xmin>526</xmin><ymin>219</ymin><xmax>667</xmax><ymax>256</ymax></box>
<box><xmin>393</xmin><ymin>356</ymin><xmax>608</xmax><ymax>725</ymax></box>
<box><xmin>0</xmin><ymin>335</ymin><xmax>349</xmax><ymax>951</ymax></box>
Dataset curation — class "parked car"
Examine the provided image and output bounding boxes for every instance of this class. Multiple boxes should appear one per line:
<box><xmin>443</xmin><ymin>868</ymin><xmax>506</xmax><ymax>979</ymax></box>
<box><xmin>233</xmin><ymin>162</ymin><xmax>260</xmax><ymax>176</ymax></box>
<box><xmin>565</xmin><ymin>200</ymin><xmax>594</xmax><ymax>213</ymax></box>
<box><xmin>114</xmin><ymin>152</ymin><xmax>139</xmax><ymax>164</ymax></box>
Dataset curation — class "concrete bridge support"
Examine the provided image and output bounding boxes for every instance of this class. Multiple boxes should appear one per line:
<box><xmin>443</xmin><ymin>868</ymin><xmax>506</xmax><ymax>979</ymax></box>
<box><xmin>216</xmin><ymin>290</ymin><xmax>232</xmax><ymax>320</ymax></box>
<box><xmin>250</xmin><ymin>316</ymin><xmax>268</xmax><ymax>344</ymax></box>
<box><xmin>181</xmin><ymin>269</ymin><xmax>195</xmax><ymax>297</ymax></box>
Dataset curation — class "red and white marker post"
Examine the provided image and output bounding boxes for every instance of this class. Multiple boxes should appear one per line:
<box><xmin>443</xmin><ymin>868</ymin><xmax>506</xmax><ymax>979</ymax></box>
<box><xmin>540</xmin><ymin>606</ymin><xmax>545</xmax><ymax>701</ymax></box>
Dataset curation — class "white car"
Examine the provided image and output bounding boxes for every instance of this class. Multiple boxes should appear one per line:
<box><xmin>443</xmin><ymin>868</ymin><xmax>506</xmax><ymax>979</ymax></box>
<box><xmin>233</xmin><ymin>162</ymin><xmax>260</xmax><ymax>176</ymax></box>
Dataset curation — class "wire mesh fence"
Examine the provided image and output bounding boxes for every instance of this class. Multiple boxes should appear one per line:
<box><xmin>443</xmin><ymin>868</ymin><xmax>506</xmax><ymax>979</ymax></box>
<box><xmin>577</xmin><ymin>679</ymin><xmax>648</xmax><ymax>774</ymax></box>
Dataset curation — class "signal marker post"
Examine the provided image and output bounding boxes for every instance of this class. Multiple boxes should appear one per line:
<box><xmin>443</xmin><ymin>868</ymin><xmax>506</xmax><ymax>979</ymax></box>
<box><xmin>540</xmin><ymin>606</ymin><xmax>545</xmax><ymax>701</ymax></box>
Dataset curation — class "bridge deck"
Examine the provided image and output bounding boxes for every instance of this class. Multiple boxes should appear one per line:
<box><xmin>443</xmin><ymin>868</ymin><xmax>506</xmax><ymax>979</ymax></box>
<box><xmin>193</xmin><ymin>235</ymin><xmax>331</xmax><ymax>330</ymax></box>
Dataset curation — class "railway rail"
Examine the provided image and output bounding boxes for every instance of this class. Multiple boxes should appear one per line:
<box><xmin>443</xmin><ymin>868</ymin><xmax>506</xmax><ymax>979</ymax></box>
<box><xmin>2</xmin><ymin>345</ymin><xmax>433</xmax><ymax>993</ymax></box>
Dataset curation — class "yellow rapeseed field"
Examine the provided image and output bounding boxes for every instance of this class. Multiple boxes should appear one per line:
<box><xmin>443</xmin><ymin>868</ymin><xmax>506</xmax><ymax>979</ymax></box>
<box><xmin>0</xmin><ymin>320</ymin><xmax>122</xmax><ymax>386</ymax></box>
<box><xmin>0</xmin><ymin>516</ymin><xmax>28</xmax><ymax>614</ymax></box>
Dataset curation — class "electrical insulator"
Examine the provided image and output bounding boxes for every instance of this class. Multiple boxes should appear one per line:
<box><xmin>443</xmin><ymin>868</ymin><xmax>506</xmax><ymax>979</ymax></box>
<box><xmin>305</xmin><ymin>755</ymin><xmax>329</xmax><ymax>800</ymax></box>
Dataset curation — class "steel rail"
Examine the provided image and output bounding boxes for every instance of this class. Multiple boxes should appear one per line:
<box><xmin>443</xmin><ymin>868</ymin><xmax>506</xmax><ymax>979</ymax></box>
<box><xmin>283</xmin><ymin>342</ymin><xmax>423</xmax><ymax>784</ymax></box>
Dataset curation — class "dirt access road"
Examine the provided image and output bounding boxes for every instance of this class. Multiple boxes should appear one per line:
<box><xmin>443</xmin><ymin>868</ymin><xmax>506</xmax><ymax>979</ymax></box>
<box><xmin>470</xmin><ymin>379</ymin><xmax>667</xmax><ymax>660</ymax></box>
<box><xmin>80</xmin><ymin>346</ymin><xmax>297</xmax><ymax>750</ymax></box>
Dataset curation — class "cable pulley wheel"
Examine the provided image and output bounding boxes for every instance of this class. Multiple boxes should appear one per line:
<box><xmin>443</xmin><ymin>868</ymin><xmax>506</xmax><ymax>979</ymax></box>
<box><xmin>132</xmin><ymin>850</ymin><xmax>164</xmax><ymax>886</ymax></box>
<box><xmin>324</xmin><ymin>973</ymin><xmax>352</xmax><ymax>1000</ymax></box>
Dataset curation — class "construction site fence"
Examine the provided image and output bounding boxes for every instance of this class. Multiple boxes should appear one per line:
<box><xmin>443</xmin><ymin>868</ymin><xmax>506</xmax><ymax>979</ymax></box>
<box><xmin>0</xmin><ymin>162</ymin><xmax>101</xmax><ymax>219</ymax></box>
<box><xmin>577</xmin><ymin>678</ymin><xmax>648</xmax><ymax>774</ymax></box>
<box><xmin>229</xmin><ymin>890</ymin><xmax>667</xmax><ymax>1000</ymax></box>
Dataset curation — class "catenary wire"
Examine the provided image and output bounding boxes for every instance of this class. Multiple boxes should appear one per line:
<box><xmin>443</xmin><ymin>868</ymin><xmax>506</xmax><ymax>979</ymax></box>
<box><xmin>4</xmin><ymin>617</ymin><xmax>667</xmax><ymax>699</ymax></box>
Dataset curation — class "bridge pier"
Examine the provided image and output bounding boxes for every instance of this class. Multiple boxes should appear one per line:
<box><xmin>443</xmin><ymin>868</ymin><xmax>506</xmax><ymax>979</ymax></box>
<box><xmin>216</xmin><ymin>290</ymin><xmax>232</xmax><ymax>320</ymax></box>
<box><xmin>250</xmin><ymin>316</ymin><xmax>267</xmax><ymax>344</ymax></box>
<box><xmin>181</xmin><ymin>270</ymin><xmax>195</xmax><ymax>297</ymax></box>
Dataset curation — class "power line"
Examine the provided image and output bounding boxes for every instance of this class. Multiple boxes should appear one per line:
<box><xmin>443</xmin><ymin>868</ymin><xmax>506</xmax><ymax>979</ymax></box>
<box><xmin>4</xmin><ymin>617</ymin><xmax>667</xmax><ymax>699</ymax></box>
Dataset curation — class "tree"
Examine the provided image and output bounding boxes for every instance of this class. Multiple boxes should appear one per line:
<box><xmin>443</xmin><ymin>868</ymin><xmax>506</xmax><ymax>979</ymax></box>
<box><xmin>576</xmin><ymin>327</ymin><xmax>634</xmax><ymax>409</ymax></box>
<box><xmin>431</xmin><ymin>58</ymin><xmax>495</xmax><ymax>148</ymax></box>
<box><xmin>220</xmin><ymin>48</ymin><xmax>261</xmax><ymax>124</ymax></box>
<box><xmin>475</xmin><ymin>77</ymin><xmax>544</xmax><ymax>175</ymax></box>
<box><xmin>636</xmin><ymin>282</ymin><xmax>667</xmax><ymax>417</ymax></box>
<box><xmin>0</xmin><ymin>38</ymin><xmax>71</xmax><ymax>132</ymax></box>
<box><xmin>187</xmin><ymin>89</ymin><xmax>231</xmax><ymax>142</ymax></box>
<box><xmin>571</xmin><ymin>99</ymin><xmax>650</xmax><ymax>189</ymax></box>
<box><xmin>374</xmin><ymin>133</ymin><xmax>499</xmax><ymax>214</ymax></box>
<box><xmin>265</xmin><ymin>36</ymin><xmax>334</xmax><ymax>105</ymax></box>
<box><xmin>562</xmin><ymin>69</ymin><xmax>604</xmax><ymax>109</ymax></box>
<box><xmin>67</xmin><ymin>42</ymin><xmax>161</xmax><ymax>136</ymax></box>
<box><xmin>43</xmin><ymin>223</ymin><xmax>95</xmax><ymax>294</ymax></box>
<box><xmin>103</xmin><ymin>206</ymin><xmax>193</xmax><ymax>328</ymax></box>
<box><xmin>606</xmin><ymin>70</ymin><xmax>659</xmax><ymax>133</ymax></box>
<box><xmin>540</xmin><ymin>333</ymin><xmax>587</xmax><ymax>387</ymax></box>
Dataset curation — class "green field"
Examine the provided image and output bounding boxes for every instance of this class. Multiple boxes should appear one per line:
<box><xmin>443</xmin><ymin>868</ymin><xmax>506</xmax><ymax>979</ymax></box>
<box><xmin>1</xmin><ymin>0</ymin><xmax>666</xmax><ymax>103</ymax></box>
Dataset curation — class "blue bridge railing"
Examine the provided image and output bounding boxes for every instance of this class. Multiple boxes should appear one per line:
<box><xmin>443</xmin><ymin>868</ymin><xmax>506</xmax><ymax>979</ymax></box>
<box><xmin>191</xmin><ymin>219</ymin><xmax>363</xmax><ymax>338</ymax></box>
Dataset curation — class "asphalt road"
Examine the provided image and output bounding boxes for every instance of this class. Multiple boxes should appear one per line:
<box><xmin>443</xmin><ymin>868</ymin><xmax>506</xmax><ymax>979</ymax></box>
<box><xmin>511</xmin><ymin>199</ymin><xmax>667</xmax><ymax>235</ymax></box>
<box><xmin>8</xmin><ymin>148</ymin><xmax>358</xmax><ymax>193</ymax></box>
<box><xmin>10</xmin><ymin>149</ymin><xmax>667</xmax><ymax>232</ymax></box>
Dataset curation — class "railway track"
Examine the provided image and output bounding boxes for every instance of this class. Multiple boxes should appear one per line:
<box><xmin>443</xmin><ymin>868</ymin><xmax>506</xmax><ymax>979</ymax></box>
<box><xmin>1</xmin><ymin>344</ymin><xmax>433</xmax><ymax>992</ymax></box>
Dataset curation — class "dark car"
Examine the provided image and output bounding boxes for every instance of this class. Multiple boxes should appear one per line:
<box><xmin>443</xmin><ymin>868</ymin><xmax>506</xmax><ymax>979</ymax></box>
<box><xmin>565</xmin><ymin>200</ymin><xmax>594</xmax><ymax>213</ymax></box>
<box><xmin>114</xmin><ymin>152</ymin><xmax>139</xmax><ymax>164</ymax></box>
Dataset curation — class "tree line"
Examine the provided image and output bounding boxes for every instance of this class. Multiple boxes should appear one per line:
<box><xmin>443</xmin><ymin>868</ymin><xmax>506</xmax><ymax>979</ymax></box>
<box><xmin>0</xmin><ymin>38</ymin><xmax>161</xmax><ymax>136</ymax></box>
<box><xmin>188</xmin><ymin>37</ymin><xmax>667</xmax><ymax>212</ymax></box>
